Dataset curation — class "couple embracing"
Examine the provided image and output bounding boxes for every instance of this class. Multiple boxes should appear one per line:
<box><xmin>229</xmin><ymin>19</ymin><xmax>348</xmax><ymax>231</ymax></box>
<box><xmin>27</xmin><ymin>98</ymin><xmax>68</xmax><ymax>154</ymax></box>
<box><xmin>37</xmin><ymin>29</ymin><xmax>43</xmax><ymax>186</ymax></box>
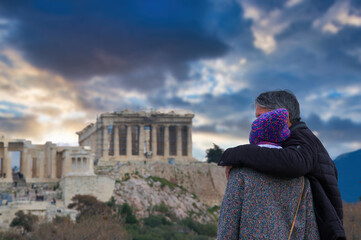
<box><xmin>217</xmin><ymin>90</ymin><xmax>346</xmax><ymax>240</ymax></box>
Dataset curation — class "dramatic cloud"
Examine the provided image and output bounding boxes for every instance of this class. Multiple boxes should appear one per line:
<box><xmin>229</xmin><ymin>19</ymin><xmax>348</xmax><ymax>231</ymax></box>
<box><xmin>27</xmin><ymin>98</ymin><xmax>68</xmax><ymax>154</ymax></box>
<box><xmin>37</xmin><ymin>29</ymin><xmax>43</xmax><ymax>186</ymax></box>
<box><xmin>0</xmin><ymin>116</ymin><xmax>39</xmax><ymax>138</ymax></box>
<box><xmin>285</xmin><ymin>0</ymin><xmax>303</xmax><ymax>8</ymax></box>
<box><xmin>0</xmin><ymin>49</ymin><xmax>91</xmax><ymax>143</ymax></box>
<box><xmin>313</xmin><ymin>0</ymin><xmax>361</xmax><ymax>34</ymax></box>
<box><xmin>0</xmin><ymin>0</ymin><xmax>232</xmax><ymax>90</ymax></box>
<box><xmin>240</xmin><ymin>1</ymin><xmax>290</xmax><ymax>54</ymax></box>
<box><xmin>307</xmin><ymin>114</ymin><xmax>361</xmax><ymax>142</ymax></box>
<box><xmin>0</xmin><ymin>0</ymin><xmax>361</xmax><ymax>160</ymax></box>
<box><xmin>305</xmin><ymin>113</ymin><xmax>361</xmax><ymax>157</ymax></box>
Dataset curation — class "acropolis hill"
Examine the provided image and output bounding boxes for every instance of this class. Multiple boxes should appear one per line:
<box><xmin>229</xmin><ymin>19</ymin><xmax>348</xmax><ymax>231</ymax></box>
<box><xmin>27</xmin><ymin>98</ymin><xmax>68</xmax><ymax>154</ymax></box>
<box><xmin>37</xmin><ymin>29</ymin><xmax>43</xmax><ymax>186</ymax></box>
<box><xmin>0</xmin><ymin>109</ymin><xmax>226</xmax><ymax>228</ymax></box>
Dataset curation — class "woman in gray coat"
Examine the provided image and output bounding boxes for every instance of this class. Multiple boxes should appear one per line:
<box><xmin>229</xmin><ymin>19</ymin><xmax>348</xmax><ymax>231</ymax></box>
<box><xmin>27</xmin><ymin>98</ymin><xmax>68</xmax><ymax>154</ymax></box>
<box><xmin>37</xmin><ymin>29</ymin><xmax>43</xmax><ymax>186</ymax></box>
<box><xmin>217</xmin><ymin>109</ymin><xmax>319</xmax><ymax>240</ymax></box>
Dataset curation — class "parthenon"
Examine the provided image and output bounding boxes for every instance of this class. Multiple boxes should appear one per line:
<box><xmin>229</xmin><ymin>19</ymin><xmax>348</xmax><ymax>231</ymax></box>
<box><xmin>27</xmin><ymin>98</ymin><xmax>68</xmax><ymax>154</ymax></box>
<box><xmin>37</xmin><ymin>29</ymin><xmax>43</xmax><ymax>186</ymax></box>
<box><xmin>76</xmin><ymin>109</ymin><xmax>196</xmax><ymax>165</ymax></box>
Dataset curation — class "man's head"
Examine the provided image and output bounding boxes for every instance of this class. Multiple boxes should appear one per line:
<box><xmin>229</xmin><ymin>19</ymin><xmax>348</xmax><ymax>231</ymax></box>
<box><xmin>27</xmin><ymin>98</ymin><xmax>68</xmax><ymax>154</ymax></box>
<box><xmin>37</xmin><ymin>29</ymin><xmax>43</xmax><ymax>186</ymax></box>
<box><xmin>255</xmin><ymin>90</ymin><xmax>301</xmax><ymax>126</ymax></box>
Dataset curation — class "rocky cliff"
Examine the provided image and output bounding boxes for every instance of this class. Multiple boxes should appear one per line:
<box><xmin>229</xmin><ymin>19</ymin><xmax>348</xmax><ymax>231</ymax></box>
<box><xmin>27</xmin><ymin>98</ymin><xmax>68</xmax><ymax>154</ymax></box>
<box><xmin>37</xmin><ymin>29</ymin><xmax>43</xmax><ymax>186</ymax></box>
<box><xmin>95</xmin><ymin>161</ymin><xmax>227</xmax><ymax>221</ymax></box>
<box><xmin>96</xmin><ymin>161</ymin><xmax>227</xmax><ymax>206</ymax></box>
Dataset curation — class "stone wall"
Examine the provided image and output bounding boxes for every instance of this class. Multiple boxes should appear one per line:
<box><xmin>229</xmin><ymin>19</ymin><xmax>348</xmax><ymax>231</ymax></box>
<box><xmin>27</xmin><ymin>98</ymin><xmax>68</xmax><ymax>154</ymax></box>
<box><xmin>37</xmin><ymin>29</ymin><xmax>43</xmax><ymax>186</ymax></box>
<box><xmin>61</xmin><ymin>175</ymin><xmax>115</xmax><ymax>207</ymax></box>
<box><xmin>46</xmin><ymin>205</ymin><xmax>77</xmax><ymax>222</ymax></box>
<box><xmin>0</xmin><ymin>201</ymin><xmax>49</xmax><ymax>229</ymax></box>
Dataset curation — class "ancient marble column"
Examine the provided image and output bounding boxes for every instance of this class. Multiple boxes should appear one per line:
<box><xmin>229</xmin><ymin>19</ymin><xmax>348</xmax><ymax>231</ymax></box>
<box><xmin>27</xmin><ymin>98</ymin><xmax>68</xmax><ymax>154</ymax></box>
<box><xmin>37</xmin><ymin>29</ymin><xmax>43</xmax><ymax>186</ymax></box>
<box><xmin>0</xmin><ymin>149</ymin><xmax>3</xmax><ymax>177</ymax></box>
<box><xmin>187</xmin><ymin>125</ymin><xmax>192</xmax><ymax>157</ymax></box>
<box><xmin>88</xmin><ymin>156</ymin><xmax>94</xmax><ymax>173</ymax></box>
<box><xmin>32</xmin><ymin>157</ymin><xmax>37</xmax><ymax>178</ymax></box>
<box><xmin>3</xmin><ymin>144</ymin><xmax>12</xmax><ymax>180</ymax></box>
<box><xmin>126</xmin><ymin>125</ymin><xmax>132</xmax><ymax>157</ymax></box>
<box><xmin>102</xmin><ymin>125</ymin><xmax>108</xmax><ymax>158</ymax></box>
<box><xmin>38</xmin><ymin>152</ymin><xmax>45</xmax><ymax>179</ymax></box>
<box><xmin>176</xmin><ymin>125</ymin><xmax>182</xmax><ymax>156</ymax></box>
<box><xmin>82</xmin><ymin>157</ymin><xmax>87</xmax><ymax>172</ymax></box>
<box><xmin>114</xmin><ymin>125</ymin><xmax>120</xmax><ymax>157</ymax></box>
<box><xmin>20</xmin><ymin>150</ymin><xmax>25</xmax><ymax>175</ymax></box>
<box><xmin>51</xmin><ymin>148</ymin><xmax>57</xmax><ymax>179</ymax></box>
<box><xmin>77</xmin><ymin>157</ymin><xmax>81</xmax><ymax>171</ymax></box>
<box><xmin>151</xmin><ymin>124</ymin><xmax>157</xmax><ymax>157</ymax></box>
<box><xmin>45</xmin><ymin>143</ymin><xmax>52</xmax><ymax>178</ymax></box>
<box><xmin>139</xmin><ymin>124</ymin><xmax>144</xmax><ymax>156</ymax></box>
<box><xmin>26</xmin><ymin>154</ymin><xmax>32</xmax><ymax>180</ymax></box>
<box><xmin>164</xmin><ymin>125</ymin><xmax>169</xmax><ymax>157</ymax></box>
<box><xmin>62</xmin><ymin>151</ymin><xmax>70</xmax><ymax>176</ymax></box>
<box><xmin>23</xmin><ymin>148</ymin><xmax>32</xmax><ymax>180</ymax></box>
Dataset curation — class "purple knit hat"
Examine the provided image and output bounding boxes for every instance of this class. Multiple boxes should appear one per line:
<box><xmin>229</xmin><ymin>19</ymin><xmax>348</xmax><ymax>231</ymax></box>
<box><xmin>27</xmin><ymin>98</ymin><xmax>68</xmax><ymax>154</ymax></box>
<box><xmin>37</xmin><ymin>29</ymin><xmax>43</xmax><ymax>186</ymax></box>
<box><xmin>249</xmin><ymin>108</ymin><xmax>291</xmax><ymax>145</ymax></box>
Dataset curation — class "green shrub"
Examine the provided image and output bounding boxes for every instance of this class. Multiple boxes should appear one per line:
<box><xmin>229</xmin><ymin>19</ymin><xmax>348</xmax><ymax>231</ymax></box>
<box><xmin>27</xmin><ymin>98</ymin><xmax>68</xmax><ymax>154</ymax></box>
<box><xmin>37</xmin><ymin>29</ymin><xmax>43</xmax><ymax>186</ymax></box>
<box><xmin>152</xmin><ymin>202</ymin><xmax>171</xmax><ymax>214</ymax></box>
<box><xmin>119</xmin><ymin>202</ymin><xmax>132</xmax><ymax>216</ymax></box>
<box><xmin>143</xmin><ymin>215</ymin><xmax>171</xmax><ymax>227</ymax></box>
<box><xmin>207</xmin><ymin>205</ymin><xmax>220</xmax><ymax>214</ymax></box>
<box><xmin>191</xmin><ymin>193</ymin><xmax>198</xmax><ymax>199</ymax></box>
<box><xmin>207</xmin><ymin>205</ymin><xmax>220</xmax><ymax>220</ymax></box>
<box><xmin>106</xmin><ymin>196</ymin><xmax>117</xmax><ymax>209</ymax></box>
<box><xmin>119</xmin><ymin>203</ymin><xmax>138</xmax><ymax>224</ymax></box>
<box><xmin>10</xmin><ymin>210</ymin><xmax>38</xmax><ymax>233</ymax></box>
<box><xmin>125</xmin><ymin>214</ymin><xmax>138</xmax><ymax>224</ymax></box>
<box><xmin>181</xmin><ymin>217</ymin><xmax>217</xmax><ymax>237</ymax></box>
<box><xmin>122</xmin><ymin>173</ymin><xmax>130</xmax><ymax>181</ymax></box>
<box><xmin>147</xmin><ymin>176</ymin><xmax>188</xmax><ymax>192</ymax></box>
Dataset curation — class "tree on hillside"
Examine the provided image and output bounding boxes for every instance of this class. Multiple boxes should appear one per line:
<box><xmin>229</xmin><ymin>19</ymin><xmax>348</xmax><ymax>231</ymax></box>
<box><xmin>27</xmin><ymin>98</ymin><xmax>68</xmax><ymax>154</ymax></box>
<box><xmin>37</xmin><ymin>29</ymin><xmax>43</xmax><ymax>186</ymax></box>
<box><xmin>68</xmin><ymin>195</ymin><xmax>112</xmax><ymax>222</ymax></box>
<box><xmin>10</xmin><ymin>210</ymin><xmax>38</xmax><ymax>233</ymax></box>
<box><xmin>206</xmin><ymin>144</ymin><xmax>224</xmax><ymax>164</ymax></box>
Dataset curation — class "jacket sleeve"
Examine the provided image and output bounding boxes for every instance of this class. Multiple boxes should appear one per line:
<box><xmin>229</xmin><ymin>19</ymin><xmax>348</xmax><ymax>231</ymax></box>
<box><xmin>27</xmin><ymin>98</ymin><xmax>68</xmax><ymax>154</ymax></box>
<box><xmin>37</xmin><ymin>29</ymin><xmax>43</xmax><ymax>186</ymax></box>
<box><xmin>218</xmin><ymin>137</ymin><xmax>316</xmax><ymax>178</ymax></box>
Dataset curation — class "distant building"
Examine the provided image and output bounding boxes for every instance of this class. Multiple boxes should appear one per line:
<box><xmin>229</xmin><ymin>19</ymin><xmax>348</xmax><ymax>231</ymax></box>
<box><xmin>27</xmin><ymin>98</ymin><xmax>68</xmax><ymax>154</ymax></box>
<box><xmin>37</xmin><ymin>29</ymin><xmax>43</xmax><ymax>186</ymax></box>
<box><xmin>0</xmin><ymin>133</ymin><xmax>93</xmax><ymax>183</ymax></box>
<box><xmin>0</xmin><ymin>133</ymin><xmax>112</xmax><ymax>228</ymax></box>
<box><xmin>76</xmin><ymin>109</ymin><xmax>196</xmax><ymax>165</ymax></box>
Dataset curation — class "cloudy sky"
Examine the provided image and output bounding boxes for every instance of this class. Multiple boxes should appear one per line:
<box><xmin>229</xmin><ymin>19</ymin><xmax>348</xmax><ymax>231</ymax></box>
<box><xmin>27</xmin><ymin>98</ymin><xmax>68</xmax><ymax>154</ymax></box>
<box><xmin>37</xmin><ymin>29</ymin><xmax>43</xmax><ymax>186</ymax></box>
<box><xmin>1</xmin><ymin>0</ymin><xmax>361</xmax><ymax>160</ymax></box>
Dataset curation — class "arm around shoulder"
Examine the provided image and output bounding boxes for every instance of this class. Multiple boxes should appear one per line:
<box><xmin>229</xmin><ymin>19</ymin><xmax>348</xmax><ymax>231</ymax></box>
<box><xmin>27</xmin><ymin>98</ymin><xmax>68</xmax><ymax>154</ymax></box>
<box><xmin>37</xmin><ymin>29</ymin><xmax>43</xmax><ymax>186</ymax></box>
<box><xmin>218</xmin><ymin>142</ymin><xmax>315</xmax><ymax>178</ymax></box>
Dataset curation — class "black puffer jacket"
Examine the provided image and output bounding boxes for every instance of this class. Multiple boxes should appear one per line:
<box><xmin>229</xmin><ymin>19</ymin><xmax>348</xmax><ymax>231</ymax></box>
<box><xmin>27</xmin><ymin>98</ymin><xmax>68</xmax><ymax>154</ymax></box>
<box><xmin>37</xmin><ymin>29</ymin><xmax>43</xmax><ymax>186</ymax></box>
<box><xmin>218</xmin><ymin>121</ymin><xmax>346</xmax><ymax>240</ymax></box>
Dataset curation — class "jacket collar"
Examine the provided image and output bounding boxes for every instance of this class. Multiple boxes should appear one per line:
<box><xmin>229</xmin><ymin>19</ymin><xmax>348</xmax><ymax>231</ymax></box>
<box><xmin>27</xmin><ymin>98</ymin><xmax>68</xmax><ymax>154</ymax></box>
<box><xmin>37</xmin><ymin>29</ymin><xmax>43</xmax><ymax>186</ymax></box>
<box><xmin>289</xmin><ymin>121</ymin><xmax>307</xmax><ymax>132</ymax></box>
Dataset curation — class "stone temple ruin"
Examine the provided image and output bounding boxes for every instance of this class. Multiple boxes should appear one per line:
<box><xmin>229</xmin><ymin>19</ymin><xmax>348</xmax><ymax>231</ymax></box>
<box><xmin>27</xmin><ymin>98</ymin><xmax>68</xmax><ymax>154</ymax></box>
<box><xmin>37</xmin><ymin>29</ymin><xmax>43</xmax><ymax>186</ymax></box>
<box><xmin>0</xmin><ymin>133</ymin><xmax>97</xmax><ymax>228</ymax></box>
<box><xmin>77</xmin><ymin>109</ymin><xmax>196</xmax><ymax>165</ymax></box>
<box><xmin>0</xmin><ymin>134</ymin><xmax>93</xmax><ymax>184</ymax></box>
<box><xmin>0</xmin><ymin>109</ymin><xmax>197</xmax><ymax>228</ymax></box>
<box><xmin>0</xmin><ymin>110</ymin><xmax>196</xmax><ymax>184</ymax></box>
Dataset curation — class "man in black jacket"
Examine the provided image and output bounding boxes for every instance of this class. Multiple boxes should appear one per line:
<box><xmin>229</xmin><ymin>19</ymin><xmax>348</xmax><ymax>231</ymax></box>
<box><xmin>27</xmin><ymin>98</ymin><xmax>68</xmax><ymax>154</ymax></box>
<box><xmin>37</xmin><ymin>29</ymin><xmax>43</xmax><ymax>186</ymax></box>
<box><xmin>218</xmin><ymin>90</ymin><xmax>346</xmax><ymax>240</ymax></box>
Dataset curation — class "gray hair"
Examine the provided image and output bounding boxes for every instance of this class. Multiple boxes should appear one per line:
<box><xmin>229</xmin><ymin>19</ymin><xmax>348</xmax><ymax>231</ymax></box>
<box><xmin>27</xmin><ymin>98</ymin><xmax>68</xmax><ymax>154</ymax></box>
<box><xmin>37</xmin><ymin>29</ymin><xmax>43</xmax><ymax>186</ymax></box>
<box><xmin>255</xmin><ymin>90</ymin><xmax>301</xmax><ymax>124</ymax></box>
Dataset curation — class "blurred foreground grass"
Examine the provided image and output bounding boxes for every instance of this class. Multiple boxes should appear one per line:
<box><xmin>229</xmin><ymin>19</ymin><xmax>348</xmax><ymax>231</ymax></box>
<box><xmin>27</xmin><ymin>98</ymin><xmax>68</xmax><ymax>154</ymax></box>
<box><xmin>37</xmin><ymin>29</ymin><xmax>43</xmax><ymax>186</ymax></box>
<box><xmin>343</xmin><ymin>201</ymin><xmax>361</xmax><ymax>240</ymax></box>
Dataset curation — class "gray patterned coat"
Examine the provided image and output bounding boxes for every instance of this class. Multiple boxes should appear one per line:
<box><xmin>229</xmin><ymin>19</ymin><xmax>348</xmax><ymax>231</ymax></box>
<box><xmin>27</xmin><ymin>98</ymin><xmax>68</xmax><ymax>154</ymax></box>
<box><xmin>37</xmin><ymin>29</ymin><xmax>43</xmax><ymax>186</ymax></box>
<box><xmin>217</xmin><ymin>168</ymin><xmax>320</xmax><ymax>240</ymax></box>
